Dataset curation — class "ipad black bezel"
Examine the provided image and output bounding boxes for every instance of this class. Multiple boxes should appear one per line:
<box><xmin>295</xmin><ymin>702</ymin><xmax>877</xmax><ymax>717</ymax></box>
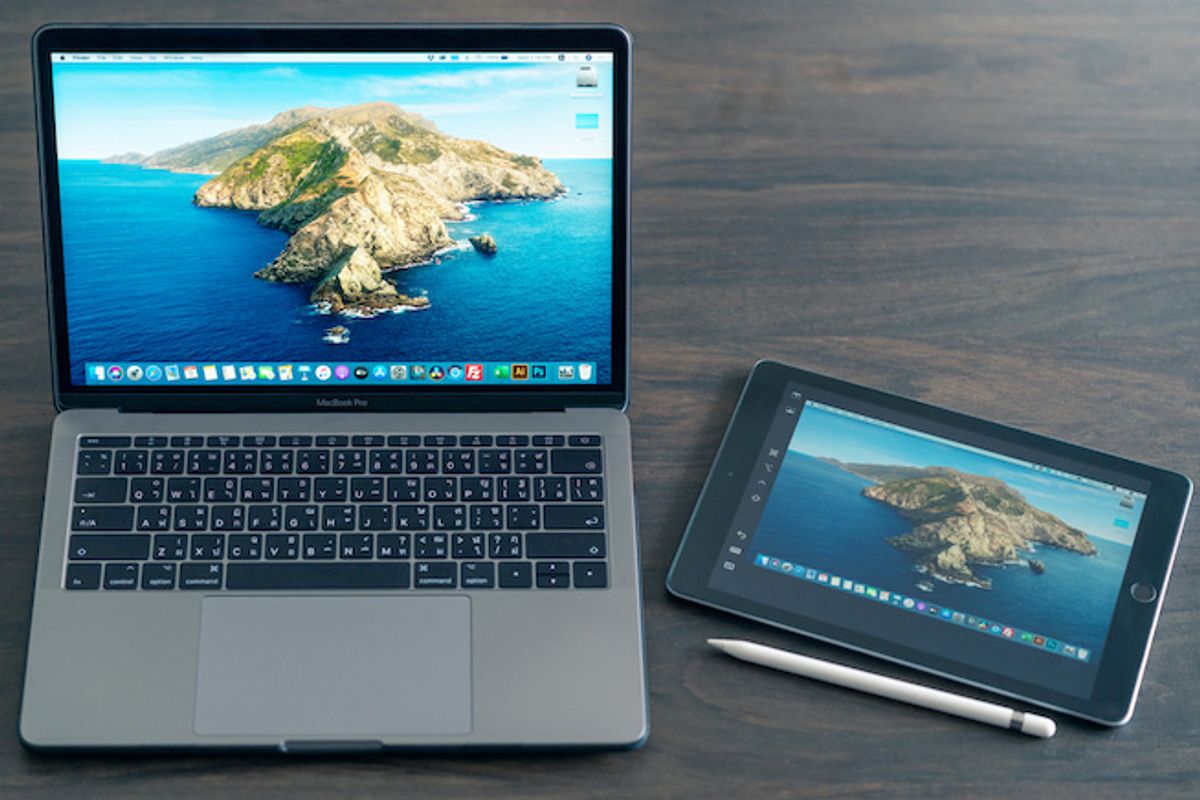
<box><xmin>32</xmin><ymin>24</ymin><xmax>631</xmax><ymax>413</ymax></box>
<box><xmin>667</xmin><ymin>360</ymin><xmax>1191</xmax><ymax>724</ymax></box>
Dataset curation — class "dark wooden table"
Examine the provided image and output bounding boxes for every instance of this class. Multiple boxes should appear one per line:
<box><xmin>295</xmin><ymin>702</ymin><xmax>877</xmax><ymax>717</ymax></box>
<box><xmin>3</xmin><ymin>1</ymin><xmax>1198</xmax><ymax>797</ymax></box>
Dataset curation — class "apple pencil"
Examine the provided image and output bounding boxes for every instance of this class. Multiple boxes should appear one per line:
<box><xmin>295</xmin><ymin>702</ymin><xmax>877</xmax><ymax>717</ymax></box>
<box><xmin>708</xmin><ymin>638</ymin><xmax>1056</xmax><ymax>738</ymax></box>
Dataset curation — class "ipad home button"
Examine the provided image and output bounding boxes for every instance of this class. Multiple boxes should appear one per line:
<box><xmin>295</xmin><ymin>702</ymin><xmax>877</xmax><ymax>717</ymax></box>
<box><xmin>1130</xmin><ymin>582</ymin><xmax>1157</xmax><ymax>604</ymax></box>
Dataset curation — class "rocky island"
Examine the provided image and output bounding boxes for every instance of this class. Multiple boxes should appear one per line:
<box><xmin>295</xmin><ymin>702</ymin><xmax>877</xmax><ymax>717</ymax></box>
<box><xmin>469</xmin><ymin>233</ymin><xmax>498</xmax><ymax>255</ymax></box>
<box><xmin>822</xmin><ymin>459</ymin><xmax>1097</xmax><ymax>589</ymax></box>
<box><xmin>107</xmin><ymin>102</ymin><xmax>564</xmax><ymax>314</ymax></box>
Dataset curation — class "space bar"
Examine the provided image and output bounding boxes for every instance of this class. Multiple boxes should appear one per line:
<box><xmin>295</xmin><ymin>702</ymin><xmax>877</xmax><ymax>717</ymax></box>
<box><xmin>225</xmin><ymin>563</ymin><xmax>411</xmax><ymax>590</ymax></box>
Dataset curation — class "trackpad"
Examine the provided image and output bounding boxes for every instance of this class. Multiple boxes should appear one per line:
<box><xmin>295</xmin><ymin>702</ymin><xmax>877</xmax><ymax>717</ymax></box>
<box><xmin>195</xmin><ymin>595</ymin><xmax>471</xmax><ymax>737</ymax></box>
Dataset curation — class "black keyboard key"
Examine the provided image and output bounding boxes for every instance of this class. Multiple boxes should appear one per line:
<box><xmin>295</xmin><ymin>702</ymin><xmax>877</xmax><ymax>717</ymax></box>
<box><xmin>104</xmin><ymin>562</ymin><xmax>139</xmax><ymax>590</ymax></box>
<box><xmin>226</xmin><ymin>562</ymin><xmax>410</xmax><ymax>590</ymax></box>
<box><xmin>498</xmin><ymin>476</ymin><xmax>529</xmax><ymax>502</ymax></box>
<box><xmin>340</xmin><ymin>533</ymin><xmax>374</xmax><ymax>559</ymax></box>
<box><xmin>452</xmin><ymin>533</ymin><xmax>486</xmax><ymax>559</ymax></box>
<box><xmin>224</xmin><ymin>449</ymin><xmax>257</xmax><ymax>474</ymax></box>
<box><xmin>243</xmin><ymin>435</ymin><xmax>277</xmax><ymax>448</ymax></box>
<box><xmin>153</xmin><ymin>534</ymin><xmax>188</xmax><ymax>560</ymax></box>
<box><xmin>134</xmin><ymin>436</ymin><xmax>168</xmax><ymax>447</ymax></box>
<box><xmin>81</xmin><ymin>435</ymin><xmax>131</xmax><ymax>448</ymax></box>
<box><xmin>460</xmin><ymin>477</ymin><xmax>493</xmax><ymax>502</ymax></box>
<box><xmin>260</xmin><ymin>450</ymin><xmax>294</xmax><ymax>474</ymax></box>
<box><xmin>74</xmin><ymin>477</ymin><xmax>127</xmax><ymax>503</ymax></box>
<box><xmin>190</xmin><ymin>534</ymin><xmax>225</xmax><ymax>560</ymax></box>
<box><xmin>170</xmin><ymin>436</ymin><xmax>205</xmax><ymax>448</ymax></box>
<box><xmin>130</xmin><ymin>477</ymin><xmax>164</xmax><ymax>503</ymax></box>
<box><xmin>284</xmin><ymin>504</ymin><xmax>319</xmax><ymax>531</ymax></box>
<box><xmin>150</xmin><ymin>450</ymin><xmax>184</xmax><ymax>475</ymax></box>
<box><xmin>415</xmin><ymin>533</ymin><xmax>449</xmax><ymax>559</ymax></box>
<box><xmin>206</xmin><ymin>435</ymin><xmax>240</xmax><ymax>447</ymax></box>
<box><xmin>532</xmin><ymin>435</ymin><xmax>565</xmax><ymax>447</ymax></box>
<box><xmin>432</xmin><ymin>505</ymin><xmax>466</xmax><ymax>531</ymax></box>
<box><xmin>407</xmin><ymin>449</ymin><xmax>439</xmax><ymax>474</ymax></box>
<box><xmin>376</xmin><ymin>533</ymin><xmax>411</xmax><ymax>559</ymax></box>
<box><xmin>461</xmin><ymin>561</ymin><xmax>495</xmax><ymax>589</ymax></box>
<box><xmin>277</xmin><ymin>477</ymin><xmax>311</xmax><ymax>502</ymax></box>
<box><xmin>210</xmin><ymin>504</ymin><xmax>246</xmax><ymax>532</ymax></box>
<box><xmin>279</xmin><ymin>435</ymin><xmax>312</xmax><ymax>447</ymax></box>
<box><xmin>136</xmin><ymin>505</ymin><xmax>171</xmax><ymax>531</ymax></box>
<box><xmin>167</xmin><ymin>477</ymin><xmax>201</xmax><ymax>503</ymax></box>
<box><xmin>303</xmin><ymin>533</ymin><xmax>337</xmax><ymax>559</ymax></box>
<box><xmin>414</xmin><ymin>561</ymin><xmax>456</xmax><ymax>588</ymax></box>
<box><xmin>266</xmin><ymin>533</ymin><xmax>300</xmax><ymax>560</ymax></box>
<box><xmin>388</xmin><ymin>477</ymin><xmax>421</xmax><ymax>502</ymax></box>
<box><xmin>114</xmin><ymin>449</ymin><xmax>148</xmax><ymax>475</ymax></box>
<box><xmin>573</xmin><ymin>561</ymin><xmax>608</xmax><ymax>588</ymax></box>
<box><xmin>351</xmin><ymin>477</ymin><xmax>384</xmax><ymax>502</ymax></box>
<box><xmin>240</xmin><ymin>477</ymin><xmax>275</xmax><ymax>503</ymax></box>
<box><xmin>358</xmin><ymin>504</ymin><xmax>392</xmax><ymax>531</ymax></box>
<box><xmin>537</xmin><ymin>573</ymin><xmax>570</xmax><ymax>589</ymax></box>
<box><xmin>442</xmin><ymin>450</ymin><xmax>475</xmax><ymax>474</ymax></box>
<box><xmin>515</xmin><ymin>449</ymin><xmax>548</xmax><ymax>474</ymax></box>
<box><xmin>315</xmin><ymin>435</ymin><xmax>348</xmax><ymax>447</ymax></box>
<box><xmin>534</xmin><ymin>476</ymin><xmax>567</xmax><ymax>502</ymax></box>
<box><xmin>369</xmin><ymin>449</ymin><xmax>405</xmax><ymax>474</ymax></box>
<box><xmin>65</xmin><ymin>563</ymin><xmax>102</xmax><ymax>589</ymax></box>
<box><xmin>537</xmin><ymin>560</ymin><xmax>570</xmax><ymax>575</ymax></box>
<box><xmin>204</xmin><ymin>477</ymin><xmax>238</xmax><ymax>503</ymax></box>
<box><xmin>296</xmin><ymin>449</ymin><xmax>330</xmax><ymax>474</ymax></box>
<box><xmin>77</xmin><ymin>450</ymin><xmax>112</xmax><ymax>475</ymax></box>
<box><xmin>526</xmin><ymin>532</ymin><xmax>607</xmax><ymax>559</ymax></box>
<box><xmin>423</xmin><ymin>434</ymin><xmax>457</xmax><ymax>447</ymax></box>
<box><xmin>321</xmin><ymin>505</ymin><xmax>356</xmax><ymax>531</ymax></box>
<box><xmin>314</xmin><ymin>477</ymin><xmax>347</xmax><ymax>502</ymax></box>
<box><xmin>187</xmin><ymin>450</ymin><xmax>221</xmax><ymax>474</ymax></box>
<box><xmin>72</xmin><ymin>505</ymin><xmax>135</xmax><ymax>531</ymax></box>
<box><xmin>489</xmin><ymin>532</ymin><xmax>522</xmax><ymax>559</ymax></box>
<box><xmin>395</xmin><ymin>504</ymin><xmax>429</xmax><ymax>530</ymax></box>
<box><xmin>569</xmin><ymin>435</ymin><xmax>601</xmax><ymax>447</ymax></box>
<box><xmin>352</xmin><ymin>435</ymin><xmax>385</xmax><ymax>447</ymax></box>
<box><xmin>141</xmin><ymin>563</ymin><xmax>176</xmax><ymax>590</ymax></box>
<box><xmin>387</xmin><ymin>435</ymin><xmax>421</xmax><ymax>447</ymax></box>
<box><xmin>478</xmin><ymin>449</ymin><xmax>511</xmax><ymax>474</ymax></box>
<box><xmin>461</xmin><ymin>434</ymin><xmax>493</xmax><ymax>447</ymax></box>
<box><xmin>69</xmin><ymin>534</ymin><xmax>149</xmax><ymax>560</ymax></box>
<box><xmin>506</xmin><ymin>504</ymin><xmax>541</xmax><ymax>530</ymax></box>
<box><xmin>424</xmin><ymin>477</ymin><xmax>457</xmax><ymax>502</ymax></box>
<box><xmin>495</xmin><ymin>435</ymin><xmax>528</xmax><ymax>447</ymax></box>
<box><xmin>544</xmin><ymin>505</ymin><xmax>605</xmax><ymax>530</ymax></box>
<box><xmin>498</xmin><ymin>561</ymin><xmax>532</xmax><ymax>588</ymax></box>
<box><xmin>333</xmin><ymin>449</ymin><xmax>366</xmax><ymax>474</ymax></box>
<box><xmin>173</xmin><ymin>505</ymin><xmax>208</xmax><ymax>531</ymax></box>
<box><xmin>180</xmin><ymin>562</ymin><xmax>223</xmax><ymax>590</ymax></box>
<box><xmin>228</xmin><ymin>534</ymin><xmax>263</xmax><ymax>560</ymax></box>
<box><xmin>551</xmin><ymin>449</ymin><xmax>603</xmax><ymax>474</ymax></box>
<box><xmin>570</xmin><ymin>476</ymin><xmax>604</xmax><ymax>501</ymax></box>
<box><xmin>471</xmin><ymin>504</ymin><xmax>504</xmax><ymax>530</ymax></box>
<box><xmin>247</xmin><ymin>505</ymin><xmax>282</xmax><ymax>531</ymax></box>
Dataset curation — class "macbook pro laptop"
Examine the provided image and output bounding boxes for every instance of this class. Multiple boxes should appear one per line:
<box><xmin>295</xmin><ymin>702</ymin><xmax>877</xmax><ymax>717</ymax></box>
<box><xmin>21</xmin><ymin>24</ymin><xmax>646</xmax><ymax>751</ymax></box>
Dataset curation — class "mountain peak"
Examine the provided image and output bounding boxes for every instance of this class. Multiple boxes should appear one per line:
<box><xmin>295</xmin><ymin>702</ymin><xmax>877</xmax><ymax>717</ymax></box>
<box><xmin>310</xmin><ymin>101</ymin><xmax>440</xmax><ymax>133</ymax></box>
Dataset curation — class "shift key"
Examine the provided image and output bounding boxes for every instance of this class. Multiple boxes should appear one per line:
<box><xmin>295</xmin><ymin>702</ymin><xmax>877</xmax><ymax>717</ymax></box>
<box><xmin>69</xmin><ymin>534</ymin><xmax>150</xmax><ymax>560</ymax></box>
<box><xmin>71</xmin><ymin>506</ymin><xmax>135</xmax><ymax>531</ymax></box>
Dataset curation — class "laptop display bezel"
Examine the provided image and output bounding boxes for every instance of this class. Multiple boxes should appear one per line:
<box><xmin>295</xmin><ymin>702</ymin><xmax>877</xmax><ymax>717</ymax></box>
<box><xmin>33</xmin><ymin>24</ymin><xmax>631</xmax><ymax>412</ymax></box>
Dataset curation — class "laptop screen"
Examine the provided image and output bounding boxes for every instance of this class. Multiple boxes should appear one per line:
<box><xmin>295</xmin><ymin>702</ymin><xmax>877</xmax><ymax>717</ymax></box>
<box><xmin>48</xmin><ymin>50</ymin><xmax>616</xmax><ymax>390</ymax></box>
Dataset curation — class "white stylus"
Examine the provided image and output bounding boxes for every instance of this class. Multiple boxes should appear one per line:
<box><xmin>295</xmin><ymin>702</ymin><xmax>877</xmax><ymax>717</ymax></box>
<box><xmin>708</xmin><ymin>638</ymin><xmax>1056</xmax><ymax>738</ymax></box>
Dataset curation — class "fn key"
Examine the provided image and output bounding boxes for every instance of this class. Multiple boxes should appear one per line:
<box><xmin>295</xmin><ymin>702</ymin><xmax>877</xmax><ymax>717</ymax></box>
<box><xmin>573</xmin><ymin>561</ymin><xmax>608</xmax><ymax>588</ymax></box>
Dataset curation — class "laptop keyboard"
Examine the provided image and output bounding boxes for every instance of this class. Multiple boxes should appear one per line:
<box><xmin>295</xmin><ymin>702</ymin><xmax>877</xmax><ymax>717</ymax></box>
<box><xmin>65</xmin><ymin>434</ymin><xmax>608</xmax><ymax>592</ymax></box>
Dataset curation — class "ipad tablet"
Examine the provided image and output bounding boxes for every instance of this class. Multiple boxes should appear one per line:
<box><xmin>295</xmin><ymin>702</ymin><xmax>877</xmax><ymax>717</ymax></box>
<box><xmin>667</xmin><ymin>360</ymin><xmax>1191</xmax><ymax>725</ymax></box>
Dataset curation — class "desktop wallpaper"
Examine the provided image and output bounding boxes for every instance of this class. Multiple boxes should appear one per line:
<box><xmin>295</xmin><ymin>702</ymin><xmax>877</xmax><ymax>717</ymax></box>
<box><xmin>51</xmin><ymin>57</ymin><xmax>614</xmax><ymax>385</ymax></box>
<box><xmin>751</xmin><ymin>402</ymin><xmax>1144</xmax><ymax>657</ymax></box>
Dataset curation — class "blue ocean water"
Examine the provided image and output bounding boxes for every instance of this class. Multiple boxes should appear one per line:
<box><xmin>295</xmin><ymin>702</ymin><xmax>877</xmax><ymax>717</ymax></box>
<box><xmin>751</xmin><ymin>453</ymin><xmax>1132</xmax><ymax>655</ymax></box>
<box><xmin>59</xmin><ymin>159</ymin><xmax>613</xmax><ymax>383</ymax></box>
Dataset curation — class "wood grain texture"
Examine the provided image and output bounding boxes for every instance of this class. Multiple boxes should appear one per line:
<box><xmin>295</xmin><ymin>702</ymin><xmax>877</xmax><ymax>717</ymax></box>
<box><xmin>1</xmin><ymin>1</ymin><xmax>1198</xmax><ymax>797</ymax></box>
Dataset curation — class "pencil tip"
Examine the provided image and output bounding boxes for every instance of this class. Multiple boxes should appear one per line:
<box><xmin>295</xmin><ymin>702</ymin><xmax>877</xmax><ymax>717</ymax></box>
<box><xmin>707</xmin><ymin>638</ymin><xmax>731</xmax><ymax>651</ymax></box>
